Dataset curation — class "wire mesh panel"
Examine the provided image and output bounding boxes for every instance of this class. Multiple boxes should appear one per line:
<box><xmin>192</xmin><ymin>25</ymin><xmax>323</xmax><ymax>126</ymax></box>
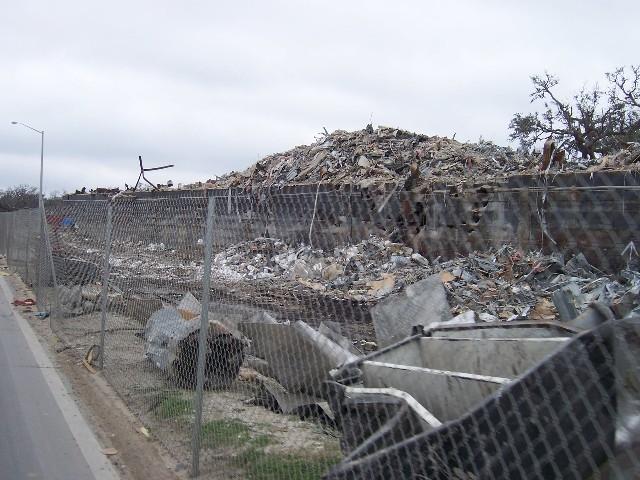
<box><xmin>42</xmin><ymin>200</ymin><xmax>109</xmax><ymax>342</ymax></box>
<box><xmin>0</xmin><ymin>211</ymin><xmax>16</xmax><ymax>267</ymax></box>
<box><xmin>0</xmin><ymin>168</ymin><xmax>638</xmax><ymax>479</ymax></box>
<box><xmin>193</xmin><ymin>189</ymin><xmax>354</xmax><ymax>479</ymax></box>
<box><xmin>102</xmin><ymin>194</ymin><xmax>209</xmax><ymax>472</ymax></box>
<box><xmin>192</xmin><ymin>174</ymin><xmax>639</xmax><ymax>479</ymax></box>
<box><xmin>1</xmin><ymin>209</ymin><xmax>39</xmax><ymax>281</ymax></box>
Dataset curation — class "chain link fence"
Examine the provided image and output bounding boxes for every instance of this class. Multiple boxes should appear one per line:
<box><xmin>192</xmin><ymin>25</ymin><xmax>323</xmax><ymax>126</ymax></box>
<box><xmin>1</xmin><ymin>172</ymin><xmax>639</xmax><ymax>479</ymax></box>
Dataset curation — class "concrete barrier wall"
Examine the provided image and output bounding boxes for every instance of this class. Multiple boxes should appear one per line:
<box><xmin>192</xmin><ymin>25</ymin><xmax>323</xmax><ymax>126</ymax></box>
<box><xmin>63</xmin><ymin>170</ymin><xmax>640</xmax><ymax>272</ymax></box>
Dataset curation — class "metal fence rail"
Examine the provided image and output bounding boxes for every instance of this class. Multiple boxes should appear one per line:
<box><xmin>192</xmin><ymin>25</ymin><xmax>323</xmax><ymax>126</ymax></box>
<box><xmin>1</xmin><ymin>177</ymin><xmax>639</xmax><ymax>479</ymax></box>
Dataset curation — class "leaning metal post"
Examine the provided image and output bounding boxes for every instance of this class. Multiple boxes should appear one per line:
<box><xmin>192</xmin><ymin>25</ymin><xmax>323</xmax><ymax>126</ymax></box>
<box><xmin>8</xmin><ymin>211</ymin><xmax>16</xmax><ymax>271</ymax></box>
<box><xmin>36</xmin><ymin>210</ymin><xmax>44</xmax><ymax>311</ymax></box>
<box><xmin>191</xmin><ymin>193</ymin><xmax>215</xmax><ymax>477</ymax></box>
<box><xmin>24</xmin><ymin>221</ymin><xmax>30</xmax><ymax>282</ymax></box>
<box><xmin>98</xmin><ymin>202</ymin><xmax>113</xmax><ymax>370</ymax></box>
<box><xmin>40</xmin><ymin>201</ymin><xmax>60</xmax><ymax>322</ymax></box>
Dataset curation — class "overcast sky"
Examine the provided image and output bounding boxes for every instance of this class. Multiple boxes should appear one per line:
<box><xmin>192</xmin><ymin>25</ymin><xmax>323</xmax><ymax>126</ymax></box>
<box><xmin>2</xmin><ymin>0</ymin><xmax>638</xmax><ymax>193</ymax></box>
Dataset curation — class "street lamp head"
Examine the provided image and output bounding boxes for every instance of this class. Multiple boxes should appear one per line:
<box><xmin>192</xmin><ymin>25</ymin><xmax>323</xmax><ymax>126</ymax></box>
<box><xmin>11</xmin><ymin>121</ymin><xmax>18</xmax><ymax>124</ymax></box>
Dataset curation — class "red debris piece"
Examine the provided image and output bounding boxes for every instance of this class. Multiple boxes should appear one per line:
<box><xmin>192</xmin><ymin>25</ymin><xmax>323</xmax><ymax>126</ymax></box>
<box><xmin>12</xmin><ymin>298</ymin><xmax>36</xmax><ymax>306</ymax></box>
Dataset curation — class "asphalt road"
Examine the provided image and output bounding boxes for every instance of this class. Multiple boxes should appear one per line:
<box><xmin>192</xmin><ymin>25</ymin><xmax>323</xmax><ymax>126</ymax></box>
<box><xmin>0</xmin><ymin>278</ymin><xmax>118</xmax><ymax>480</ymax></box>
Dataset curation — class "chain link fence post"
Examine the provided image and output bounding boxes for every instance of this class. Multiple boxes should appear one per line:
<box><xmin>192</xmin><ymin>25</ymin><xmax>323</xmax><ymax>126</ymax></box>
<box><xmin>40</xmin><ymin>204</ymin><xmax>60</xmax><ymax>319</ymax></box>
<box><xmin>35</xmin><ymin>210</ymin><xmax>44</xmax><ymax>311</ymax></box>
<box><xmin>191</xmin><ymin>193</ymin><xmax>215</xmax><ymax>478</ymax></box>
<box><xmin>99</xmin><ymin>202</ymin><xmax>113</xmax><ymax>370</ymax></box>
<box><xmin>7</xmin><ymin>211</ymin><xmax>16</xmax><ymax>271</ymax></box>
<box><xmin>24</xmin><ymin>225</ymin><xmax>30</xmax><ymax>282</ymax></box>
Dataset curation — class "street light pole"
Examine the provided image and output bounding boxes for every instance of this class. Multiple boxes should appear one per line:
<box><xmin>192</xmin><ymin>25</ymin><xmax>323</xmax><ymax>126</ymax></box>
<box><xmin>11</xmin><ymin>121</ymin><xmax>59</xmax><ymax>318</ymax></box>
<box><xmin>11</xmin><ymin>121</ymin><xmax>44</xmax><ymax>207</ymax></box>
<box><xmin>39</xmin><ymin>129</ymin><xmax>44</xmax><ymax>209</ymax></box>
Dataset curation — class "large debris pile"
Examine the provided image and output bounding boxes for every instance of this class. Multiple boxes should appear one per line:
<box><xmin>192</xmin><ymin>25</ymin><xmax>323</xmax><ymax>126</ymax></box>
<box><xmin>68</xmin><ymin>127</ymin><xmax>640</xmax><ymax>196</ymax></box>
<box><xmin>195</xmin><ymin>127</ymin><xmax>639</xmax><ymax>192</ymax></box>
<box><xmin>56</xmin><ymin>222</ymin><xmax>639</xmax><ymax>325</ymax></box>
<box><xmin>204</xmin><ymin>127</ymin><xmax>539</xmax><ymax>190</ymax></box>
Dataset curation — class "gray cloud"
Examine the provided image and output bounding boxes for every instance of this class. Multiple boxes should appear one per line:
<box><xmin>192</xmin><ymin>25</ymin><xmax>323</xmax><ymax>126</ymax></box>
<box><xmin>2</xmin><ymin>0</ymin><xmax>639</xmax><ymax>193</ymax></box>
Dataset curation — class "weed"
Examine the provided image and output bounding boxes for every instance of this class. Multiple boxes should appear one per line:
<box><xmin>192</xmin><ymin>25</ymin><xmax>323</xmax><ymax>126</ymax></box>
<box><xmin>198</xmin><ymin>418</ymin><xmax>340</xmax><ymax>479</ymax></box>
<box><xmin>234</xmin><ymin>446</ymin><xmax>339</xmax><ymax>480</ymax></box>
<box><xmin>201</xmin><ymin>419</ymin><xmax>251</xmax><ymax>448</ymax></box>
<box><xmin>251</xmin><ymin>435</ymin><xmax>274</xmax><ymax>448</ymax></box>
<box><xmin>154</xmin><ymin>394</ymin><xmax>193</xmax><ymax>419</ymax></box>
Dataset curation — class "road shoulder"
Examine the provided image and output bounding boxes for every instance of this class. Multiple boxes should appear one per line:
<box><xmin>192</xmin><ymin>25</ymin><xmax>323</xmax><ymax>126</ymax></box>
<box><xmin>1</xmin><ymin>272</ymin><xmax>185</xmax><ymax>480</ymax></box>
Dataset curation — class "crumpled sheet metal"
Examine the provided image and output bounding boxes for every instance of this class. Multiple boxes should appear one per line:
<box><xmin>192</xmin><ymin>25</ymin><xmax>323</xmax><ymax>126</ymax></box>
<box><xmin>324</xmin><ymin>320</ymin><xmax>618</xmax><ymax>480</ymax></box>
<box><xmin>239</xmin><ymin>320</ymin><xmax>358</xmax><ymax>397</ymax></box>
<box><xmin>251</xmin><ymin>373</ymin><xmax>336</xmax><ymax>427</ymax></box>
<box><xmin>144</xmin><ymin>306</ymin><xmax>198</xmax><ymax>371</ymax></box>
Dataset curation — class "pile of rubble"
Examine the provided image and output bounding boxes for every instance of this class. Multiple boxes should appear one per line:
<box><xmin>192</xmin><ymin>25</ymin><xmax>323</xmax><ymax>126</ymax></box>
<box><xmin>192</xmin><ymin>127</ymin><xmax>639</xmax><ymax>192</ymax></box>
<box><xmin>204</xmin><ymin>126</ymin><xmax>539</xmax><ymax>191</ymax></box>
<box><xmin>55</xmin><ymin>221</ymin><xmax>639</xmax><ymax>326</ymax></box>
<box><xmin>109</xmin><ymin>243</ymin><xmax>200</xmax><ymax>282</ymax></box>
<box><xmin>67</xmin><ymin>127</ymin><xmax>640</xmax><ymax>196</ymax></box>
<box><xmin>209</xmin><ymin>235</ymin><xmax>640</xmax><ymax>322</ymax></box>
<box><xmin>588</xmin><ymin>142</ymin><xmax>640</xmax><ymax>172</ymax></box>
<box><xmin>210</xmin><ymin>236</ymin><xmax>429</xmax><ymax>299</ymax></box>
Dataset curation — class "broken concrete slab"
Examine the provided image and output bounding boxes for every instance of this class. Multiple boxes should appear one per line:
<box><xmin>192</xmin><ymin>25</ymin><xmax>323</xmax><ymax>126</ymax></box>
<box><xmin>145</xmin><ymin>307</ymin><xmax>194</xmax><ymax>371</ymax></box>
<box><xmin>552</xmin><ymin>284</ymin><xmax>581</xmax><ymax>322</ymax></box>
<box><xmin>566</xmin><ymin>302</ymin><xmax>615</xmax><ymax>331</ymax></box>
<box><xmin>371</xmin><ymin>274</ymin><xmax>452</xmax><ymax>347</ymax></box>
<box><xmin>295</xmin><ymin>321</ymin><xmax>358</xmax><ymax>367</ymax></box>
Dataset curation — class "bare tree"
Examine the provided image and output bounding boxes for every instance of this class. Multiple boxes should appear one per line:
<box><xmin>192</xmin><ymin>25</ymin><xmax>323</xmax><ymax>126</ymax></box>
<box><xmin>0</xmin><ymin>185</ymin><xmax>38</xmax><ymax>212</ymax></box>
<box><xmin>509</xmin><ymin>65</ymin><xmax>640</xmax><ymax>159</ymax></box>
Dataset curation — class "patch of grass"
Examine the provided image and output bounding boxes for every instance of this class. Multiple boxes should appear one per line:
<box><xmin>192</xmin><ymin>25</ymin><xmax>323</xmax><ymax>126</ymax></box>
<box><xmin>234</xmin><ymin>447</ymin><xmax>340</xmax><ymax>480</ymax></box>
<box><xmin>201</xmin><ymin>419</ymin><xmax>252</xmax><ymax>449</ymax></box>
<box><xmin>251</xmin><ymin>434</ymin><xmax>274</xmax><ymax>448</ymax></box>
<box><xmin>198</xmin><ymin>418</ymin><xmax>340</xmax><ymax>478</ymax></box>
<box><xmin>154</xmin><ymin>394</ymin><xmax>193</xmax><ymax>419</ymax></box>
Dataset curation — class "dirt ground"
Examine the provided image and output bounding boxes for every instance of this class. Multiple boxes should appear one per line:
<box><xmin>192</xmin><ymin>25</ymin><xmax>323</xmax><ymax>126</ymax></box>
<box><xmin>45</xmin><ymin>290</ymin><xmax>341</xmax><ymax>479</ymax></box>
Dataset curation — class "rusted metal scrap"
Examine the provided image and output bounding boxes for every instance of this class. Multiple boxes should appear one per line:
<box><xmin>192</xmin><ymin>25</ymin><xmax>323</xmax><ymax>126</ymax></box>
<box><xmin>133</xmin><ymin>155</ymin><xmax>174</xmax><ymax>191</ymax></box>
